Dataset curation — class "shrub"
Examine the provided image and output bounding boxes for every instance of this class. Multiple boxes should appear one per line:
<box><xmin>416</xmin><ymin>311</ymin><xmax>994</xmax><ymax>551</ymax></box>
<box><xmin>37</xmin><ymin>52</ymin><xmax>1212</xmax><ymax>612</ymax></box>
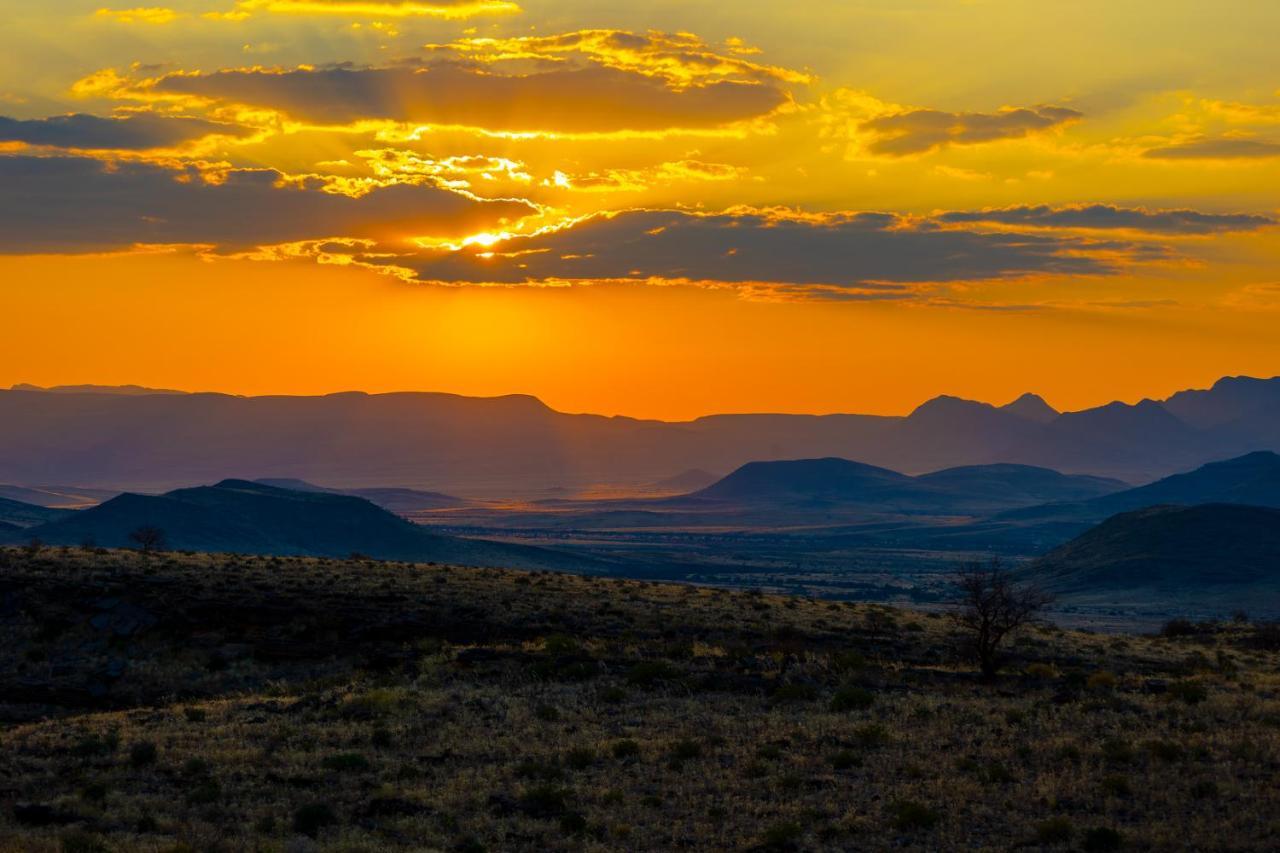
<box><xmin>128</xmin><ymin>741</ymin><xmax>157</xmax><ymax>768</ymax></box>
<box><xmin>564</xmin><ymin>747</ymin><xmax>595</xmax><ymax>770</ymax></box>
<box><xmin>852</xmin><ymin>723</ymin><xmax>890</xmax><ymax>749</ymax></box>
<box><xmin>183</xmin><ymin>708</ymin><xmax>206</xmax><ymax>723</ymax></box>
<box><xmin>293</xmin><ymin>802</ymin><xmax>337</xmax><ymax>838</ymax></box>
<box><xmin>1025</xmin><ymin>662</ymin><xmax>1058</xmax><ymax>680</ymax></box>
<box><xmin>1169</xmin><ymin>680</ymin><xmax>1208</xmax><ymax>705</ymax></box>
<box><xmin>831</xmin><ymin>750</ymin><xmax>861</xmax><ymax>770</ymax></box>
<box><xmin>758</xmin><ymin>820</ymin><xmax>803</xmax><ymax>850</ymax></box>
<box><xmin>829</xmin><ymin>685</ymin><xmax>874</xmax><ymax>712</ymax></box>
<box><xmin>770</xmin><ymin>683</ymin><xmax>817</xmax><ymax>705</ymax></box>
<box><xmin>610</xmin><ymin>740</ymin><xmax>640</xmax><ymax>760</ymax></box>
<box><xmin>1082</xmin><ymin>826</ymin><xmax>1124</xmax><ymax>851</ymax></box>
<box><xmin>1190</xmin><ymin>779</ymin><xmax>1219</xmax><ymax>800</ymax></box>
<box><xmin>1087</xmin><ymin>671</ymin><xmax>1118</xmax><ymax>690</ymax></box>
<box><xmin>534</xmin><ymin>704</ymin><xmax>561</xmax><ymax>722</ymax></box>
<box><xmin>1036</xmin><ymin>816</ymin><xmax>1074</xmax><ymax>843</ymax></box>
<box><xmin>1161</xmin><ymin>619</ymin><xmax>1198</xmax><ymax>638</ymax></box>
<box><xmin>889</xmin><ymin>800</ymin><xmax>939</xmax><ymax>831</ymax></box>
<box><xmin>1145</xmin><ymin>739</ymin><xmax>1184</xmax><ymax>762</ymax></box>
<box><xmin>519</xmin><ymin>785</ymin><xmax>570</xmax><ymax>818</ymax></box>
<box><xmin>625</xmin><ymin>661</ymin><xmax>682</xmax><ymax>688</ymax></box>
<box><xmin>1101</xmin><ymin>774</ymin><xmax>1131</xmax><ymax>797</ymax></box>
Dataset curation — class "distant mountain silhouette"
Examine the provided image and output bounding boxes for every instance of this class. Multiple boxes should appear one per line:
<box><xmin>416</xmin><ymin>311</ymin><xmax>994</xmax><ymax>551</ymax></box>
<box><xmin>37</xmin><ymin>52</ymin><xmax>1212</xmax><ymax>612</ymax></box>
<box><xmin>0</xmin><ymin>496</ymin><xmax>70</xmax><ymax>529</ymax></box>
<box><xmin>22</xmin><ymin>480</ymin><xmax>597</xmax><ymax>570</ymax></box>
<box><xmin>916</xmin><ymin>464</ymin><xmax>1124</xmax><ymax>504</ymax></box>
<box><xmin>685</xmin><ymin>458</ymin><xmax>1125</xmax><ymax>514</ymax></box>
<box><xmin>1024</xmin><ymin>504</ymin><xmax>1280</xmax><ymax>613</ymax></box>
<box><xmin>9</xmin><ymin>383</ymin><xmax>188</xmax><ymax>396</ymax></box>
<box><xmin>0</xmin><ymin>376</ymin><xmax>1276</xmax><ymax>493</ymax></box>
<box><xmin>1000</xmin><ymin>392</ymin><xmax>1060</xmax><ymax>423</ymax></box>
<box><xmin>694</xmin><ymin>458</ymin><xmax>912</xmax><ymax>504</ymax></box>
<box><xmin>254</xmin><ymin>479</ymin><xmax>465</xmax><ymax>512</ymax></box>
<box><xmin>1003</xmin><ymin>451</ymin><xmax>1280</xmax><ymax>524</ymax></box>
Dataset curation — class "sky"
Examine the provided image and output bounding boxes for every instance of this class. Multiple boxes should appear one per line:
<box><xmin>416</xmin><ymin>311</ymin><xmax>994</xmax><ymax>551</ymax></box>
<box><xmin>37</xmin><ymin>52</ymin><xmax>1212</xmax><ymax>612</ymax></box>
<box><xmin>1</xmin><ymin>0</ymin><xmax>1278</xmax><ymax>419</ymax></box>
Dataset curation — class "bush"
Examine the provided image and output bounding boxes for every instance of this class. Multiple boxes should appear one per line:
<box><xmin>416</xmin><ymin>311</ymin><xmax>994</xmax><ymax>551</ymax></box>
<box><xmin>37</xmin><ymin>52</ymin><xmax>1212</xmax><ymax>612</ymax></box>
<box><xmin>1087</xmin><ymin>671</ymin><xmax>1118</xmax><ymax>690</ymax></box>
<box><xmin>1082</xmin><ymin>827</ymin><xmax>1124</xmax><ymax>851</ymax></box>
<box><xmin>831</xmin><ymin>750</ymin><xmax>861</xmax><ymax>770</ymax></box>
<box><xmin>1036</xmin><ymin>816</ymin><xmax>1074</xmax><ymax>843</ymax></box>
<box><xmin>759</xmin><ymin>820</ymin><xmax>803</xmax><ymax>850</ymax></box>
<box><xmin>889</xmin><ymin>800</ymin><xmax>939</xmax><ymax>831</ymax></box>
<box><xmin>293</xmin><ymin>802</ymin><xmax>338</xmax><ymax>838</ymax></box>
<box><xmin>611</xmin><ymin>740</ymin><xmax>640</xmax><ymax>760</ymax></box>
<box><xmin>519</xmin><ymin>785</ymin><xmax>570</xmax><ymax>818</ymax></box>
<box><xmin>829</xmin><ymin>685</ymin><xmax>874</xmax><ymax>712</ymax></box>
<box><xmin>1169</xmin><ymin>680</ymin><xmax>1208</xmax><ymax>705</ymax></box>
<box><xmin>128</xmin><ymin>741</ymin><xmax>157</xmax><ymax>768</ymax></box>
<box><xmin>564</xmin><ymin>747</ymin><xmax>595</xmax><ymax>770</ymax></box>
<box><xmin>625</xmin><ymin>661</ymin><xmax>682</xmax><ymax>688</ymax></box>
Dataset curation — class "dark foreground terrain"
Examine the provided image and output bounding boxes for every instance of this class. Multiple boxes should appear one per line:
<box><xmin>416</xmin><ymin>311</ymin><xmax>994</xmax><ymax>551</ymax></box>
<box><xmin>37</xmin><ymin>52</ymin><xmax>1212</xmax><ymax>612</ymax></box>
<box><xmin>2</xmin><ymin>547</ymin><xmax>1279</xmax><ymax>851</ymax></box>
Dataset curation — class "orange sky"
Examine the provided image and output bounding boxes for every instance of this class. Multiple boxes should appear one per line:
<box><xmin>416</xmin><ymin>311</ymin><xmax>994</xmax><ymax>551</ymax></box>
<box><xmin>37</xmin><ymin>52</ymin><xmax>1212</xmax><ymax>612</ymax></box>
<box><xmin>1</xmin><ymin>1</ymin><xmax>1278</xmax><ymax>418</ymax></box>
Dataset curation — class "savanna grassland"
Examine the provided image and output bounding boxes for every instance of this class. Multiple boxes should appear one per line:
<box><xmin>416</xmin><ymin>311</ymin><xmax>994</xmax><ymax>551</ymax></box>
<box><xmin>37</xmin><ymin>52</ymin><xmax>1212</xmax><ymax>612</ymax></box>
<box><xmin>1</xmin><ymin>547</ymin><xmax>1279</xmax><ymax>852</ymax></box>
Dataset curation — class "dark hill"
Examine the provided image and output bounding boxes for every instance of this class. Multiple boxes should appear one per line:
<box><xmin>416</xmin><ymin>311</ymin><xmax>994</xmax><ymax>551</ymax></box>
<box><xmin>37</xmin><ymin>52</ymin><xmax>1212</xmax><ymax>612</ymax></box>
<box><xmin>0</xmin><ymin>496</ymin><xmax>70</xmax><ymax>529</ymax></box>
<box><xmin>916</xmin><ymin>464</ymin><xmax>1124</xmax><ymax>504</ymax></box>
<box><xmin>254</xmin><ymin>479</ymin><xmax>465</xmax><ymax>512</ymax></box>
<box><xmin>1024</xmin><ymin>504</ymin><xmax>1280</xmax><ymax>612</ymax></box>
<box><xmin>692</xmin><ymin>458</ymin><xmax>912</xmax><ymax>504</ymax></box>
<box><xmin>1004</xmin><ymin>451</ymin><xmax>1280</xmax><ymax>524</ymax></box>
<box><xmin>28</xmin><ymin>480</ymin><xmax>596</xmax><ymax>570</ymax></box>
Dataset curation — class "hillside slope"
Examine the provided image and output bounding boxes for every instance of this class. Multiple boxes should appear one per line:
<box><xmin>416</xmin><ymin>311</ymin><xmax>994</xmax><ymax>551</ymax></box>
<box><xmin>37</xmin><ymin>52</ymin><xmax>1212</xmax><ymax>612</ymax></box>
<box><xmin>28</xmin><ymin>480</ymin><xmax>600</xmax><ymax>571</ymax></box>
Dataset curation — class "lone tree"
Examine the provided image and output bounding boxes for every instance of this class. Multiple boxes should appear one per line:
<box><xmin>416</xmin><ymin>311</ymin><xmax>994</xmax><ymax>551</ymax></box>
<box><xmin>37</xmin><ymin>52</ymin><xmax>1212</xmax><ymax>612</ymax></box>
<box><xmin>128</xmin><ymin>525</ymin><xmax>168</xmax><ymax>555</ymax></box>
<box><xmin>953</xmin><ymin>558</ymin><xmax>1052</xmax><ymax>680</ymax></box>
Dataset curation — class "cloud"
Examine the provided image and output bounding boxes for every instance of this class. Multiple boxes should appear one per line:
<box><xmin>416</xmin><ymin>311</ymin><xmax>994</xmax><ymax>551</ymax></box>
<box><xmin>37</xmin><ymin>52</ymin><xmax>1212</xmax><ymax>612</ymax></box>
<box><xmin>426</xmin><ymin>29</ymin><xmax>811</xmax><ymax>87</ymax></box>
<box><xmin>0</xmin><ymin>155</ymin><xmax>533</xmax><ymax>253</ymax></box>
<box><xmin>134</xmin><ymin>62</ymin><xmax>788</xmax><ymax>134</ymax></box>
<box><xmin>935</xmin><ymin>204</ymin><xmax>1275</xmax><ymax>234</ymax></box>
<box><xmin>212</xmin><ymin>0</ymin><xmax>519</xmax><ymax>19</ymax></box>
<box><xmin>1143</xmin><ymin>137</ymin><xmax>1280</xmax><ymax>160</ymax></box>
<box><xmin>95</xmin><ymin>7</ymin><xmax>182</xmax><ymax>24</ymax></box>
<box><xmin>0</xmin><ymin>113</ymin><xmax>252</xmax><ymax>151</ymax></box>
<box><xmin>340</xmin><ymin>207</ymin><xmax>1156</xmax><ymax>293</ymax></box>
<box><xmin>860</xmin><ymin>105</ymin><xmax>1081</xmax><ymax>155</ymax></box>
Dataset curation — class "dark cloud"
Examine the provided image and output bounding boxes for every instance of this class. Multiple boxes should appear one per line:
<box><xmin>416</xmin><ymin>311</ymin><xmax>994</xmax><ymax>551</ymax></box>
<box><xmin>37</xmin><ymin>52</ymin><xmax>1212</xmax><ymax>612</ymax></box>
<box><xmin>936</xmin><ymin>204</ymin><xmax>1274</xmax><ymax>234</ymax></box>
<box><xmin>860</xmin><ymin>105</ymin><xmax>1081</xmax><ymax>155</ymax></box>
<box><xmin>149</xmin><ymin>64</ymin><xmax>787</xmax><ymax>132</ymax></box>
<box><xmin>1143</xmin><ymin>137</ymin><xmax>1280</xmax><ymax>160</ymax></box>
<box><xmin>348</xmin><ymin>208</ymin><xmax>1149</xmax><ymax>291</ymax></box>
<box><xmin>0</xmin><ymin>113</ymin><xmax>251</xmax><ymax>151</ymax></box>
<box><xmin>0</xmin><ymin>155</ymin><xmax>533</xmax><ymax>253</ymax></box>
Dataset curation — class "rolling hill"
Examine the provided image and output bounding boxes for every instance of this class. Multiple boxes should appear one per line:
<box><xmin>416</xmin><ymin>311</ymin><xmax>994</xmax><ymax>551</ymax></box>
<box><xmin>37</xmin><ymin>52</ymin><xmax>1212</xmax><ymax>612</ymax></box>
<box><xmin>1024</xmin><ymin>503</ymin><xmax>1280</xmax><ymax>613</ymax></box>
<box><xmin>683</xmin><ymin>457</ymin><xmax>1125</xmax><ymax>514</ymax></box>
<box><xmin>24</xmin><ymin>480</ymin><xmax>600</xmax><ymax>571</ymax></box>
<box><xmin>0</xmin><ymin>496</ymin><xmax>70</xmax><ymax>529</ymax></box>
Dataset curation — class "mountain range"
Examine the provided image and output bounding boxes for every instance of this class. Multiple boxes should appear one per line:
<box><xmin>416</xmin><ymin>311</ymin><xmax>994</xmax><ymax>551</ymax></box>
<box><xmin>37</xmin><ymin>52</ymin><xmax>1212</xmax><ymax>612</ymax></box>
<box><xmin>2</xmin><ymin>375</ymin><xmax>1277</xmax><ymax>494</ymax></box>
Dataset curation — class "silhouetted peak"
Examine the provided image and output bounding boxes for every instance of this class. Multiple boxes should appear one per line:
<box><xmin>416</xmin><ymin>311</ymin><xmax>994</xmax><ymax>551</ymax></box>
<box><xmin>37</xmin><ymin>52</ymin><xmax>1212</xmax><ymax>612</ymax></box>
<box><xmin>1000</xmin><ymin>393</ymin><xmax>1059</xmax><ymax>423</ymax></box>
<box><xmin>908</xmin><ymin>395</ymin><xmax>996</xmax><ymax>419</ymax></box>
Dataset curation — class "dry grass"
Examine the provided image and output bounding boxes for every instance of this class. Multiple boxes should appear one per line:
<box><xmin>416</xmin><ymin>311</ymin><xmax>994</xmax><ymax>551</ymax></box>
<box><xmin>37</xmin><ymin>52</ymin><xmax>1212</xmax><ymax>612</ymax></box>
<box><xmin>1</xmin><ymin>546</ymin><xmax>1278</xmax><ymax>851</ymax></box>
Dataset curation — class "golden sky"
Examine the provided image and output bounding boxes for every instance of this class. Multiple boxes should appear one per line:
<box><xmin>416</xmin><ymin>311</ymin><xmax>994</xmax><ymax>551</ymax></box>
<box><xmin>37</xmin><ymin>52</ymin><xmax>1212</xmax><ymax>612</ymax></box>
<box><xmin>1</xmin><ymin>0</ymin><xmax>1278</xmax><ymax>418</ymax></box>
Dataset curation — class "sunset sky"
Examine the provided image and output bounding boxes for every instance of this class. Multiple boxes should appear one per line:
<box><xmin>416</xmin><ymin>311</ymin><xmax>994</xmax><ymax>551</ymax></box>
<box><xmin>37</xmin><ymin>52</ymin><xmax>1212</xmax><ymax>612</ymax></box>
<box><xmin>2</xmin><ymin>0</ymin><xmax>1279</xmax><ymax>419</ymax></box>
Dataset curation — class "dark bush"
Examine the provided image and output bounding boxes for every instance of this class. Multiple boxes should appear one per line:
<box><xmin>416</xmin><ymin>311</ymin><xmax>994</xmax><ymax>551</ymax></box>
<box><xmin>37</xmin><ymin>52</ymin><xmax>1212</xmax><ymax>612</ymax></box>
<box><xmin>293</xmin><ymin>802</ymin><xmax>338</xmax><ymax>838</ymax></box>
<box><xmin>829</xmin><ymin>684</ymin><xmax>874</xmax><ymax>712</ymax></box>
<box><xmin>1082</xmin><ymin>827</ymin><xmax>1124</xmax><ymax>851</ymax></box>
<box><xmin>889</xmin><ymin>800</ymin><xmax>939</xmax><ymax>831</ymax></box>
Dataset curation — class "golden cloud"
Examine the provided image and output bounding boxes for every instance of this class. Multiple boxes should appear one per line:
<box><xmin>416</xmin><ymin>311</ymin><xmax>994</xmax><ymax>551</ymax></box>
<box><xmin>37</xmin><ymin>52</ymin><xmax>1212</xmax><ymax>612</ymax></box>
<box><xmin>94</xmin><ymin>7</ymin><xmax>182</xmax><ymax>24</ymax></box>
<box><xmin>89</xmin><ymin>61</ymin><xmax>791</xmax><ymax>135</ymax></box>
<box><xmin>209</xmin><ymin>0</ymin><xmax>518</xmax><ymax>20</ymax></box>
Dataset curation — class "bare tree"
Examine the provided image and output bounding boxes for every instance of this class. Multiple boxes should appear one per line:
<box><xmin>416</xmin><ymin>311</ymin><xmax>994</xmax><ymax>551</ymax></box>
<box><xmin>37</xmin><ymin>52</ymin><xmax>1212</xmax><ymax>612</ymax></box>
<box><xmin>128</xmin><ymin>525</ymin><xmax>168</xmax><ymax>555</ymax></box>
<box><xmin>953</xmin><ymin>558</ymin><xmax>1052</xmax><ymax>680</ymax></box>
